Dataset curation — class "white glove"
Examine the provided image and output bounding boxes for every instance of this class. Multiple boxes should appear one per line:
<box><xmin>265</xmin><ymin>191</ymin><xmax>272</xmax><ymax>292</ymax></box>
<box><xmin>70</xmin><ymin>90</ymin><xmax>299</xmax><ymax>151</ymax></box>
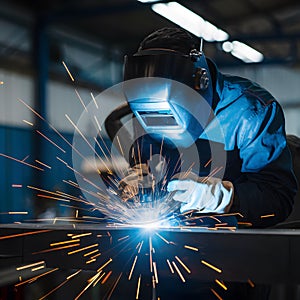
<box><xmin>167</xmin><ymin>177</ymin><xmax>234</xmax><ymax>214</ymax></box>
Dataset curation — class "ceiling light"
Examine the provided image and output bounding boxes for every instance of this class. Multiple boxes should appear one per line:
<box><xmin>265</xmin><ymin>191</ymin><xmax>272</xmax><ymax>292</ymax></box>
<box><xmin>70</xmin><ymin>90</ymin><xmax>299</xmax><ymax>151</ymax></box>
<box><xmin>137</xmin><ymin>0</ymin><xmax>160</xmax><ymax>3</ymax></box>
<box><xmin>151</xmin><ymin>2</ymin><xmax>229</xmax><ymax>42</ymax></box>
<box><xmin>222</xmin><ymin>41</ymin><xmax>264</xmax><ymax>63</ymax></box>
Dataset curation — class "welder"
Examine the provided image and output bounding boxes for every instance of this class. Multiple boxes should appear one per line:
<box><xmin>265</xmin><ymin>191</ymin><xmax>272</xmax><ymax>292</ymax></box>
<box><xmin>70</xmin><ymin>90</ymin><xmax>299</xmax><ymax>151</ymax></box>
<box><xmin>114</xmin><ymin>27</ymin><xmax>297</xmax><ymax>231</ymax></box>
<box><xmin>104</xmin><ymin>26</ymin><xmax>299</xmax><ymax>300</ymax></box>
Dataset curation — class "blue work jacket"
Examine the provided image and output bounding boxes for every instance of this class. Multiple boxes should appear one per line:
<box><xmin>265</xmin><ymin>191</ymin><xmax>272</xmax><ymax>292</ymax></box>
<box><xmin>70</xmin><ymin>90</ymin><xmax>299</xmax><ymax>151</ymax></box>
<box><xmin>131</xmin><ymin>66</ymin><xmax>297</xmax><ymax>228</ymax></box>
<box><xmin>201</xmin><ymin>67</ymin><xmax>298</xmax><ymax>227</ymax></box>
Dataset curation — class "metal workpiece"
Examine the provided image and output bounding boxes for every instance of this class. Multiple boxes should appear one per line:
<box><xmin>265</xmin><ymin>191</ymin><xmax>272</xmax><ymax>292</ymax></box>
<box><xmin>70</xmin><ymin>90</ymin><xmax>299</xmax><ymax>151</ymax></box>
<box><xmin>0</xmin><ymin>223</ymin><xmax>300</xmax><ymax>287</ymax></box>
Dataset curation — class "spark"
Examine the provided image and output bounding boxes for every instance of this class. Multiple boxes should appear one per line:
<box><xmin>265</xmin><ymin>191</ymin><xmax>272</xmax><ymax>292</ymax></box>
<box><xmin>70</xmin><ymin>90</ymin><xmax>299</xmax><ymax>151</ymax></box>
<box><xmin>28</xmin><ymin>186</ymin><xmax>74</xmax><ymax>201</ymax></box>
<box><xmin>22</xmin><ymin>119</ymin><xmax>33</xmax><ymax>126</ymax></box>
<box><xmin>171</xmin><ymin>261</ymin><xmax>185</xmax><ymax>283</ymax></box>
<box><xmin>17</xmin><ymin>98</ymin><xmax>100</xmax><ymax>175</ymax></box>
<box><xmin>86</xmin><ymin>258</ymin><xmax>96</xmax><ymax>264</ymax></box>
<box><xmin>74</xmin><ymin>272</ymin><xmax>100</xmax><ymax>300</ymax></box>
<box><xmin>91</xmin><ymin>253</ymin><xmax>101</xmax><ymax>259</ymax></box>
<box><xmin>67</xmin><ymin>270</ymin><xmax>82</xmax><ymax>280</ymax></box>
<box><xmin>155</xmin><ymin>232</ymin><xmax>170</xmax><ymax>244</ymax></box>
<box><xmin>117</xmin><ymin>235</ymin><xmax>129</xmax><ymax>242</ymax></box>
<box><xmin>0</xmin><ymin>211</ymin><xmax>28</xmax><ymax>215</ymax></box>
<box><xmin>70</xmin><ymin>232</ymin><xmax>92</xmax><ymax>239</ymax></box>
<box><xmin>137</xmin><ymin>240</ymin><xmax>144</xmax><ymax>253</ymax></box>
<box><xmin>153</xmin><ymin>262</ymin><xmax>159</xmax><ymax>284</ymax></box>
<box><xmin>201</xmin><ymin>260</ymin><xmax>222</xmax><ymax>273</ymax></box>
<box><xmin>16</xmin><ymin>261</ymin><xmax>45</xmax><ymax>271</ymax></box>
<box><xmin>50</xmin><ymin>239</ymin><xmax>80</xmax><ymax>246</ymax></box>
<box><xmin>93</xmin><ymin>116</ymin><xmax>102</xmax><ymax>135</ymax></box>
<box><xmin>65</xmin><ymin>113</ymin><xmax>111</xmax><ymax>173</ymax></box>
<box><xmin>37</xmin><ymin>194</ymin><xmax>70</xmax><ymax>203</ymax></box>
<box><xmin>175</xmin><ymin>256</ymin><xmax>191</xmax><ymax>274</ymax></box>
<box><xmin>248</xmin><ymin>278</ymin><xmax>255</xmax><ymax>288</ymax></box>
<box><xmin>215</xmin><ymin>279</ymin><xmax>227</xmax><ymax>290</ymax></box>
<box><xmin>128</xmin><ymin>256</ymin><xmax>138</xmax><ymax>280</ymax></box>
<box><xmin>204</xmin><ymin>158</ymin><xmax>212</xmax><ymax>167</ymax></box>
<box><xmin>68</xmin><ymin>243</ymin><xmax>98</xmax><ymax>255</ymax></box>
<box><xmin>106</xmin><ymin>272</ymin><xmax>123</xmax><ymax>300</ymax></box>
<box><xmin>62</xmin><ymin>61</ymin><xmax>75</xmax><ymax>81</ymax></box>
<box><xmin>35</xmin><ymin>159</ymin><xmax>52</xmax><ymax>169</ymax></box>
<box><xmin>84</xmin><ymin>249</ymin><xmax>99</xmax><ymax>257</ymax></box>
<box><xmin>75</xmin><ymin>89</ymin><xmax>88</xmax><ymax>112</ymax></box>
<box><xmin>36</xmin><ymin>130</ymin><xmax>66</xmax><ymax>153</ymax></box>
<box><xmin>101</xmin><ymin>271</ymin><xmax>112</xmax><ymax>284</ymax></box>
<box><xmin>0</xmin><ymin>229</ymin><xmax>51</xmax><ymax>241</ymax></box>
<box><xmin>216</xmin><ymin>226</ymin><xmax>236</xmax><ymax>231</ymax></box>
<box><xmin>166</xmin><ymin>259</ymin><xmax>174</xmax><ymax>274</ymax></box>
<box><xmin>38</xmin><ymin>276</ymin><xmax>70</xmax><ymax>300</ymax></box>
<box><xmin>32</xmin><ymin>243</ymin><xmax>80</xmax><ymax>255</ymax></box>
<box><xmin>0</xmin><ymin>153</ymin><xmax>44</xmax><ymax>171</ymax></box>
<box><xmin>184</xmin><ymin>245</ymin><xmax>199</xmax><ymax>251</ymax></box>
<box><xmin>116</xmin><ymin>136</ymin><xmax>124</xmax><ymax>157</ymax></box>
<box><xmin>216</xmin><ymin>212</ymin><xmax>243</xmax><ymax>218</ymax></box>
<box><xmin>15</xmin><ymin>268</ymin><xmax>59</xmax><ymax>287</ymax></box>
<box><xmin>97</xmin><ymin>258</ymin><xmax>113</xmax><ymax>272</ymax></box>
<box><xmin>149</xmin><ymin>236</ymin><xmax>153</xmax><ymax>272</ymax></box>
<box><xmin>238</xmin><ymin>222</ymin><xmax>253</xmax><ymax>227</ymax></box>
<box><xmin>93</xmin><ymin>271</ymin><xmax>105</xmax><ymax>287</ymax></box>
<box><xmin>260</xmin><ymin>214</ymin><xmax>275</xmax><ymax>218</ymax></box>
<box><xmin>210</xmin><ymin>288</ymin><xmax>223</xmax><ymax>300</ymax></box>
<box><xmin>90</xmin><ymin>92</ymin><xmax>98</xmax><ymax>109</ymax></box>
<box><xmin>31</xmin><ymin>265</ymin><xmax>45</xmax><ymax>272</ymax></box>
<box><xmin>136</xmin><ymin>274</ymin><xmax>142</xmax><ymax>300</ymax></box>
<box><xmin>0</xmin><ymin>81</ymin><xmax>3</xmax><ymax>84</ymax></box>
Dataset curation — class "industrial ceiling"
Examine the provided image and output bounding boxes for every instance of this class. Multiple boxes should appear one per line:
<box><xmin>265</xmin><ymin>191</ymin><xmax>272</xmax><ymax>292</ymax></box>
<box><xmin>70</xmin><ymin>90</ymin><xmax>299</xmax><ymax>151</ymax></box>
<box><xmin>2</xmin><ymin>0</ymin><xmax>299</xmax><ymax>67</ymax></box>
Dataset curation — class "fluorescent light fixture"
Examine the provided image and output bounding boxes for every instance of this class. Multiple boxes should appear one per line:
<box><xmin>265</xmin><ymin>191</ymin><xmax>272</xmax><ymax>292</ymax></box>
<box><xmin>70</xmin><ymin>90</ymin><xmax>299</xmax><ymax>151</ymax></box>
<box><xmin>151</xmin><ymin>2</ymin><xmax>229</xmax><ymax>42</ymax></box>
<box><xmin>222</xmin><ymin>41</ymin><xmax>264</xmax><ymax>63</ymax></box>
<box><xmin>137</xmin><ymin>0</ymin><xmax>159</xmax><ymax>3</ymax></box>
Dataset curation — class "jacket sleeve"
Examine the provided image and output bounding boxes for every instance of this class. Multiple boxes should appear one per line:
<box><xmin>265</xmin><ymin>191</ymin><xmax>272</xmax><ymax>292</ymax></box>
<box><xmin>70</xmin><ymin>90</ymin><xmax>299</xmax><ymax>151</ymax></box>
<box><xmin>231</xmin><ymin>101</ymin><xmax>298</xmax><ymax>228</ymax></box>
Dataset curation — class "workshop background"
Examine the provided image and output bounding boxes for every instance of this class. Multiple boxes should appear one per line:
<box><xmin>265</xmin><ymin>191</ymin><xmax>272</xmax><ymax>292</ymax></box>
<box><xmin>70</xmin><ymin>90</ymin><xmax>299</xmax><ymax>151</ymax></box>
<box><xmin>2</xmin><ymin>0</ymin><xmax>300</xmax><ymax>221</ymax></box>
<box><xmin>0</xmin><ymin>1</ymin><xmax>300</xmax><ymax>300</ymax></box>
<box><xmin>0</xmin><ymin>0</ymin><xmax>300</xmax><ymax>221</ymax></box>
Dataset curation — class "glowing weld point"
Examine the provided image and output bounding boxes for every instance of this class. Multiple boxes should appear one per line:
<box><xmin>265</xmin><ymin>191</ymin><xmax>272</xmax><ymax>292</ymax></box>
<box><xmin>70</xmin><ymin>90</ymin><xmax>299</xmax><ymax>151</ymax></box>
<box><xmin>140</xmin><ymin>221</ymin><xmax>164</xmax><ymax>231</ymax></box>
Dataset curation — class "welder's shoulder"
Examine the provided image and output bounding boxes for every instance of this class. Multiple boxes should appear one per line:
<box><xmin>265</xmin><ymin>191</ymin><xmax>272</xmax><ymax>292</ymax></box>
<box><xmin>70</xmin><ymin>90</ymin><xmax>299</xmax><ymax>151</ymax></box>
<box><xmin>223</xmin><ymin>74</ymin><xmax>276</xmax><ymax>108</ymax></box>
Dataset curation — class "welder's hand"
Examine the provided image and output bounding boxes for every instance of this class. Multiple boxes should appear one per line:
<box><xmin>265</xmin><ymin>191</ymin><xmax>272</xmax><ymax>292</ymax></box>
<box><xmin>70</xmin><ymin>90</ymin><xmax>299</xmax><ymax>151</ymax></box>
<box><xmin>119</xmin><ymin>164</ymin><xmax>154</xmax><ymax>201</ymax></box>
<box><xmin>167</xmin><ymin>177</ymin><xmax>234</xmax><ymax>214</ymax></box>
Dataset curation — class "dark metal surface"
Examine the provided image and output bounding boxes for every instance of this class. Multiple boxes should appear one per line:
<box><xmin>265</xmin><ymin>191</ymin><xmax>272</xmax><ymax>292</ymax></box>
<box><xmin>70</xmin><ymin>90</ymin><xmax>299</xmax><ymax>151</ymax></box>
<box><xmin>1</xmin><ymin>223</ymin><xmax>300</xmax><ymax>286</ymax></box>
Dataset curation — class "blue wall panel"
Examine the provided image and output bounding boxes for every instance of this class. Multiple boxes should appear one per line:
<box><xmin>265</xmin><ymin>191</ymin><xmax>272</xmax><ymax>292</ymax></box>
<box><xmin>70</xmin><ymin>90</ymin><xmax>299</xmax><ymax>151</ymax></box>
<box><xmin>0</xmin><ymin>126</ymin><xmax>79</xmax><ymax>223</ymax></box>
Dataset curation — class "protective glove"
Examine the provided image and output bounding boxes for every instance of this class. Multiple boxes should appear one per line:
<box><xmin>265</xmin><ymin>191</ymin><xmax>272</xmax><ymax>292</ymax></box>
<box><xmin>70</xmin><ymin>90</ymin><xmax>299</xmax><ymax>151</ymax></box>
<box><xmin>119</xmin><ymin>164</ymin><xmax>154</xmax><ymax>201</ymax></box>
<box><xmin>167</xmin><ymin>176</ymin><xmax>234</xmax><ymax>214</ymax></box>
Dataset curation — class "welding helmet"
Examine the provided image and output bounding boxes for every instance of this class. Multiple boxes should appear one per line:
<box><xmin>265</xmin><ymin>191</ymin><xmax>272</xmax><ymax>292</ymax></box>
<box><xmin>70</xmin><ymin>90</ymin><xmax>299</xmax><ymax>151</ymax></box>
<box><xmin>122</xmin><ymin>47</ymin><xmax>213</xmax><ymax>148</ymax></box>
